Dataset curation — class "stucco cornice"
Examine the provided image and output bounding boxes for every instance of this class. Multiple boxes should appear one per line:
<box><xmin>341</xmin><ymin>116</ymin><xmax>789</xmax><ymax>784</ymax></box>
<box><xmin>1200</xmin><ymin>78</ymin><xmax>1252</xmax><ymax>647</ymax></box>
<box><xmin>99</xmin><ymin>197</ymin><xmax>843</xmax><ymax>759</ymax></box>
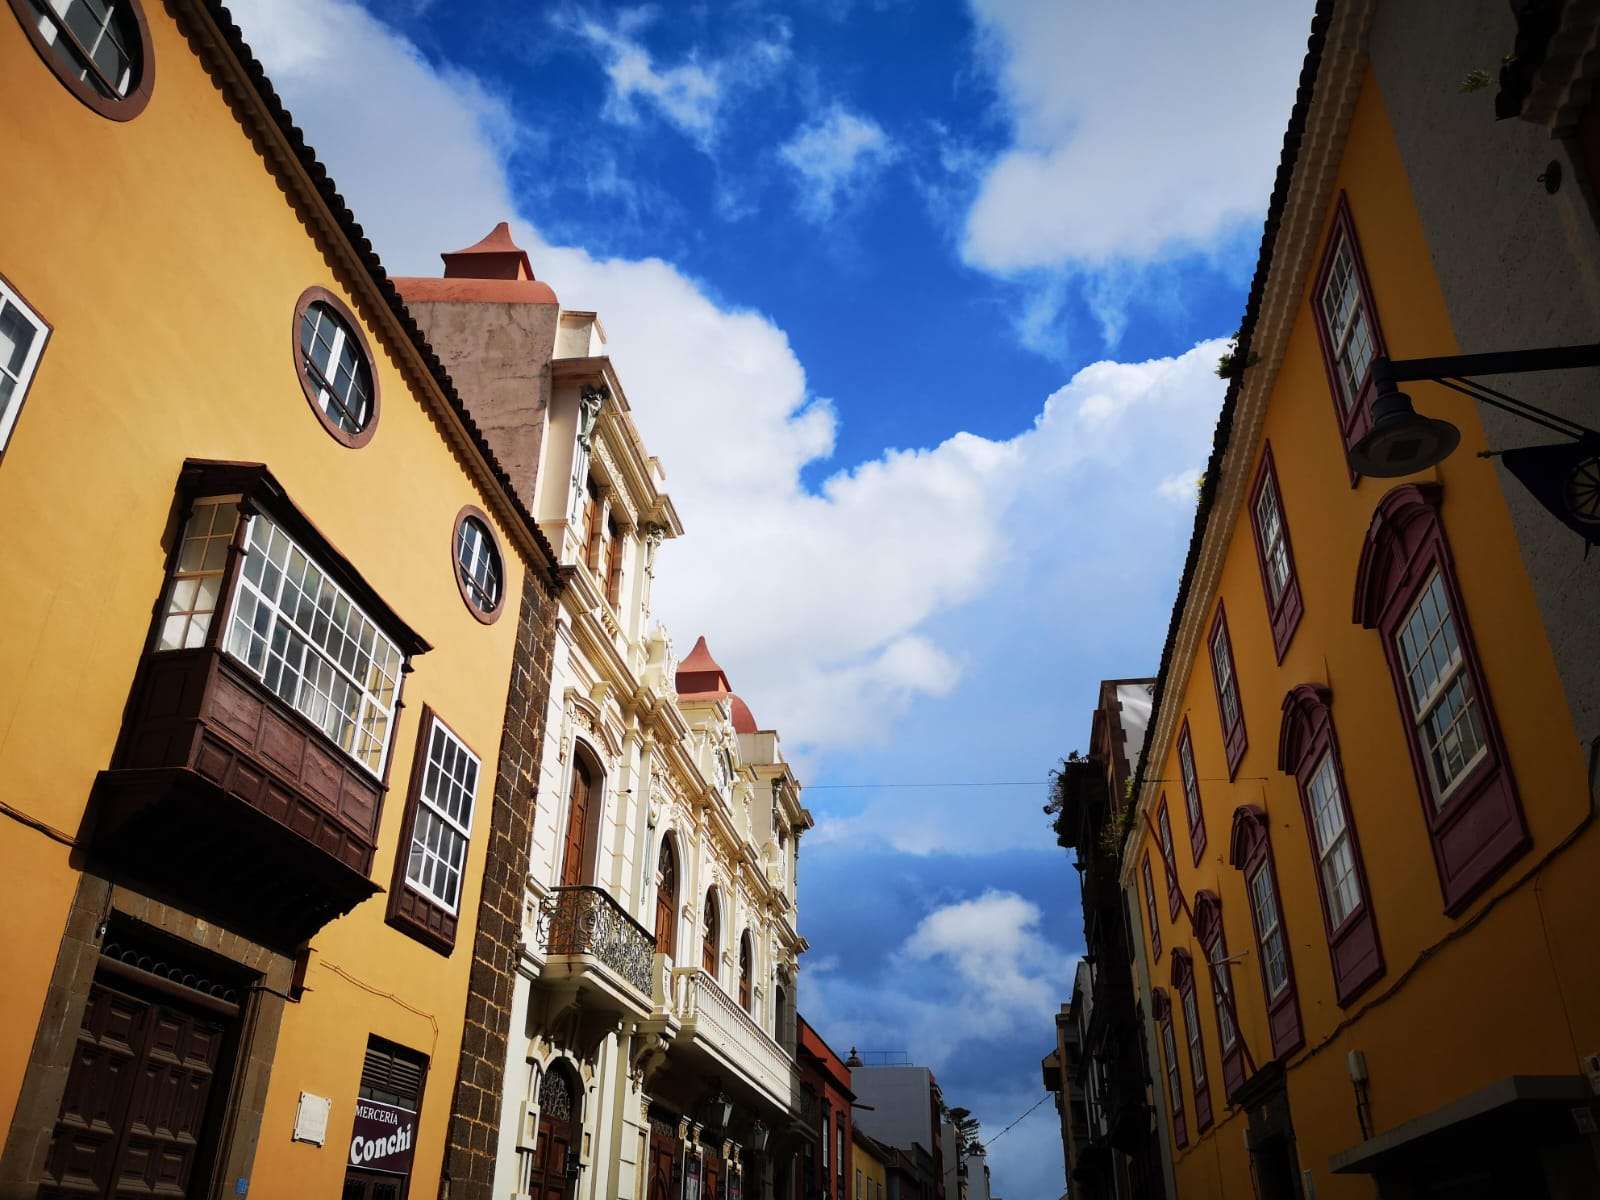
<box><xmin>188</xmin><ymin>2</ymin><xmax>562</xmax><ymax>591</ymax></box>
<box><xmin>1125</xmin><ymin>0</ymin><xmax>1376</xmax><ymax>883</ymax></box>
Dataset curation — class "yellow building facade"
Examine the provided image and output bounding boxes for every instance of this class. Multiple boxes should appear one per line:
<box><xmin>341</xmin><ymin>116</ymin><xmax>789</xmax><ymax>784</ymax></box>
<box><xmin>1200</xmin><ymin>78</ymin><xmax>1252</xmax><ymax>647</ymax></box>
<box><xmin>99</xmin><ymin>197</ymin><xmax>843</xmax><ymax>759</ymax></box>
<box><xmin>1123</xmin><ymin>5</ymin><xmax>1600</xmax><ymax>1198</ymax></box>
<box><xmin>854</xmin><ymin>1128</ymin><xmax>889</xmax><ymax>1200</ymax></box>
<box><xmin>0</xmin><ymin>3</ymin><xmax>560</xmax><ymax>1198</ymax></box>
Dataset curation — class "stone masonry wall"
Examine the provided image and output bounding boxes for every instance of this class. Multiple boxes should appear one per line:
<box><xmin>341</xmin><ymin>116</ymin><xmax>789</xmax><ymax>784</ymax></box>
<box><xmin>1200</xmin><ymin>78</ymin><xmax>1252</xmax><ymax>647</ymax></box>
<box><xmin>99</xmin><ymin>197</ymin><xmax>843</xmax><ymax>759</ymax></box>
<box><xmin>442</xmin><ymin>567</ymin><xmax>562</xmax><ymax>1199</ymax></box>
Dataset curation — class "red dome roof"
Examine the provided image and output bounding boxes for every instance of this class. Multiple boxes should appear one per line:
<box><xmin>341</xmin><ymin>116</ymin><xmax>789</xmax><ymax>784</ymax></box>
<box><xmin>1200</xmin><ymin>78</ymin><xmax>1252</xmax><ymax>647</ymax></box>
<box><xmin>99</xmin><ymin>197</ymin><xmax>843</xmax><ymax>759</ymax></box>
<box><xmin>730</xmin><ymin>694</ymin><xmax>758</xmax><ymax>734</ymax></box>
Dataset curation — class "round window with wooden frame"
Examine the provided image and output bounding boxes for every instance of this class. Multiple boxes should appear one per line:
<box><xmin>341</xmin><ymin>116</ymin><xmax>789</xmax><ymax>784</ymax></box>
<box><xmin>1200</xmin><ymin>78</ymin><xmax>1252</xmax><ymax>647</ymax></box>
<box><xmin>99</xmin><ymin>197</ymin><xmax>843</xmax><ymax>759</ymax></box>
<box><xmin>451</xmin><ymin>505</ymin><xmax>505</xmax><ymax>624</ymax></box>
<box><xmin>292</xmin><ymin>287</ymin><xmax>380</xmax><ymax>448</ymax></box>
<box><xmin>9</xmin><ymin>0</ymin><xmax>154</xmax><ymax>121</ymax></box>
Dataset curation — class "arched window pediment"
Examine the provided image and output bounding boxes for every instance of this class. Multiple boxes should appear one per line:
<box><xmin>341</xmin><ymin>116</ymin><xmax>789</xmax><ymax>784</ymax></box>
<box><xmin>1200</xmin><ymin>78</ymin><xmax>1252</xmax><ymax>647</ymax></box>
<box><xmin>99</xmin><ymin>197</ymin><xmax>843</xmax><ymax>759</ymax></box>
<box><xmin>1228</xmin><ymin>805</ymin><xmax>1270</xmax><ymax>870</ymax></box>
<box><xmin>1277</xmin><ymin>683</ymin><xmax>1334</xmax><ymax>775</ymax></box>
<box><xmin>1192</xmin><ymin>890</ymin><xmax>1222</xmax><ymax>947</ymax></box>
<box><xmin>1169</xmin><ymin>947</ymin><xmax>1194</xmax><ymax>990</ymax></box>
<box><xmin>1352</xmin><ymin>483</ymin><xmax>1444</xmax><ymax>629</ymax></box>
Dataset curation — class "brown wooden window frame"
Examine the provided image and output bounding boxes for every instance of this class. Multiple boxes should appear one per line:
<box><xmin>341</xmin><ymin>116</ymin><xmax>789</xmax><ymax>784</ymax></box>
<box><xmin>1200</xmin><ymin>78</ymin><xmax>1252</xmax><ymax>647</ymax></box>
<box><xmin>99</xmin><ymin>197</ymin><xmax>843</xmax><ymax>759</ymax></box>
<box><xmin>654</xmin><ymin>834</ymin><xmax>678</xmax><ymax>957</ymax></box>
<box><xmin>1228</xmin><ymin>806</ymin><xmax>1304</xmax><ymax>1061</ymax></box>
<box><xmin>1309</xmin><ymin>192</ymin><xmax>1389</xmax><ymax>468</ymax></box>
<box><xmin>7</xmin><ymin>0</ymin><xmax>155</xmax><ymax>121</ymax></box>
<box><xmin>1248</xmin><ymin>443</ymin><xmax>1304</xmax><ymax>661</ymax></box>
<box><xmin>1353</xmin><ymin>483</ymin><xmax>1528</xmax><ymax>914</ymax></box>
<box><xmin>1208</xmin><ymin>603</ymin><xmax>1248</xmax><ymax>779</ymax></box>
<box><xmin>451</xmin><ymin>504</ymin><xmax>506</xmax><ymax>625</ymax></box>
<box><xmin>1192</xmin><ymin>891</ymin><xmax>1247</xmax><ymax>1101</ymax></box>
<box><xmin>1171</xmin><ymin>950</ymin><xmax>1212</xmax><ymax>1133</ymax></box>
<box><xmin>1177</xmin><ymin>720</ymin><xmax>1207</xmax><ymax>864</ymax></box>
<box><xmin>604</xmin><ymin>516</ymin><xmax>625</xmax><ymax>610</ymax></box>
<box><xmin>1152</xmin><ymin>989</ymin><xmax>1188</xmax><ymax>1150</ymax></box>
<box><xmin>292</xmin><ymin>287</ymin><xmax>382</xmax><ymax>449</ymax></box>
<box><xmin>1277</xmin><ymin>684</ymin><xmax>1385</xmax><ymax>1006</ymax></box>
<box><xmin>1141</xmin><ymin>851</ymin><xmax>1162</xmax><ymax>962</ymax></box>
<box><xmin>1156</xmin><ymin>797</ymin><xmax>1180</xmax><ymax>920</ymax></box>
<box><xmin>583</xmin><ymin>479</ymin><xmax>604</xmax><ymax>573</ymax></box>
<box><xmin>739</xmin><ymin>930</ymin><xmax>753</xmax><ymax>1012</ymax></box>
<box><xmin>386</xmin><ymin>705</ymin><xmax>481</xmax><ymax>956</ymax></box>
<box><xmin>702</xmin><ymin>888</ymin><xmax>720</xmax><ymax>979</ymax></box>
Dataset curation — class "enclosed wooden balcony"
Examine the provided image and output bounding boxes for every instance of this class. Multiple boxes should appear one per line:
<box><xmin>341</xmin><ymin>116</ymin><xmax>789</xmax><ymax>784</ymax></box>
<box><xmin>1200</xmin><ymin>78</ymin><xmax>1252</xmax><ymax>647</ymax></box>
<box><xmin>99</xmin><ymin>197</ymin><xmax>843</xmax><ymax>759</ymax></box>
<box><xmin>87</xmin><ymin>645</ymin><xmax>385</xmax><ymax>945</ymax></box>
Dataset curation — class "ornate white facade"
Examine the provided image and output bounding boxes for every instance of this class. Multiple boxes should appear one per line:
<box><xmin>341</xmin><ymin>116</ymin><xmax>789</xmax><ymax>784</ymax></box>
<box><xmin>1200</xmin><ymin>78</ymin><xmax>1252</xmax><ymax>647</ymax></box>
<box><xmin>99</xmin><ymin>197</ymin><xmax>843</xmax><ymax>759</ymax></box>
<box><xmin>487</xmin><ymin>311</ymin><xmax>813</xmax><ymax>1200</ymax></box>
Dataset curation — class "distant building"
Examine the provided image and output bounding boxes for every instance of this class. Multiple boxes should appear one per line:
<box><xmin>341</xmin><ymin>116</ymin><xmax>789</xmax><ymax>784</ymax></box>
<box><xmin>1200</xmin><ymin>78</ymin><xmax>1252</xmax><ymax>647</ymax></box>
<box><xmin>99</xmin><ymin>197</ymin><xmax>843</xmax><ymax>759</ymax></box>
<box><xmin>798</xmin><ymin>1015</ymin><xmax>855</xmax><ymax>1200</ymax></box>
<box><xmin>853</xmin><ymin>1126</ymin><xmax>889</xmax><ymax>1200</ymax></box>
<box><xmin>848</xmin><ymin>1062</ymin><xmax>947</xmax><ymax>1200</ymax></box>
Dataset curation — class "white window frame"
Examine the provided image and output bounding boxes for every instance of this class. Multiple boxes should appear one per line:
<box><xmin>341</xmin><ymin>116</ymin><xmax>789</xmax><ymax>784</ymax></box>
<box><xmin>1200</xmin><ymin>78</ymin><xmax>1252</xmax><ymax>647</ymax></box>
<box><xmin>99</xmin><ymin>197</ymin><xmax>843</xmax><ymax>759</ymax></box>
<box><xmin>1206</xmin><ymin>939</ymin><xmax>1237</xmax><ymax>1050</ymax></box>
<box><xmin>1179</xmin><ymin>731</ymin><xmax>1202</xmax><ymax>831</ymax></box>
<box><xmin>1141</xmin><ymin>856</ymin><xmax>1160</xmax><ymax>941</ymax></box>
<box><xmin>1181</xmin><ymin>984</ymin><xmax>1206</xmax><ymax>1087</ymax></box>
<box><xmin>1396</xmin><ymin>569</ymin><xmax>1488</xmax><ymax>805</ymax></box>
<box><xmin>1160</xmin><ymin>1017</ymin><xmax>1183</xmax><ymax>1111</ymax></box>
<box><xmin>221</xmin><ymin>511</ymin><xmax>403</xmax><ymax>777</ymax></box>
<box><xmin>1211</xmin><ymin>623</ymin><xmax>1241</xmax><ymax>734</ymax></box>
<box><xmin>1307</xmin><ymin>752</ymin><xmax>1360</xmax><ymax>927</ymax></box>
<box><xmin>0</xmin><ymin>277</ymin><xmax>50</xmax><ymax>456</ymax></box>
<box><xmin>299</xmin><ymin>300</ymin><xmax>373</xmax><ymax>434</ymax></box>
<box><xmin>1255</xmin><ymin>476</ymin><xmax>1291</xmax><ymax>603</ymax></box>
<box><xmin>1250</xmin><ymin>864</ymin><xmax>1289</xmax><ymax>999</ymax></box>
<box><xmin>403</xmin><ymin>713</ymin><xmax>481</xmax><ymax>915</ymax></box>
<box><xmin>1320</xmin><ymin>236</ymin><xmax>1376</xmax><ymax>410</ymax></box>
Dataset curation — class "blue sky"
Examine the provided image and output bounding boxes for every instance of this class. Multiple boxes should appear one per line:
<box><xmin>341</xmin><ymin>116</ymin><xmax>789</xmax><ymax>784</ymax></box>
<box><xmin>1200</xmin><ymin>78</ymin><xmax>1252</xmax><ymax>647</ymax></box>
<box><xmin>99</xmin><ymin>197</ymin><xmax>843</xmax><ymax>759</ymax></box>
<box><xmin>231</xmin><ymin>2</ymin><xmax>1314</xmax><ymax>1195</ymax></box>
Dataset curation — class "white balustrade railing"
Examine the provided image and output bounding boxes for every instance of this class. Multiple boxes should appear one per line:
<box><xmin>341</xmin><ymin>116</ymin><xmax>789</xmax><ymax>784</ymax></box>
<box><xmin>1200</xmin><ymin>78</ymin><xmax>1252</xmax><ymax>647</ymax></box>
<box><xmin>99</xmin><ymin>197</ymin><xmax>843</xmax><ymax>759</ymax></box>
<box><xmin>669</xmin><ymin>968</ymin><xmax>794</xmax><ymax>1108</ymax></box>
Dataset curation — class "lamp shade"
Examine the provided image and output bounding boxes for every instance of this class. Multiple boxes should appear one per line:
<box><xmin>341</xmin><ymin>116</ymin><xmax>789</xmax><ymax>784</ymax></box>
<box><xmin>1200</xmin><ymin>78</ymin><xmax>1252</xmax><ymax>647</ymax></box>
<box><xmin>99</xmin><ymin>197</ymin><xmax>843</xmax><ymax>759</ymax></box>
<box><xmin>1348</xmin><ymin>387</ymin><xmax>1461</xmax><ymax>477</ymax></box>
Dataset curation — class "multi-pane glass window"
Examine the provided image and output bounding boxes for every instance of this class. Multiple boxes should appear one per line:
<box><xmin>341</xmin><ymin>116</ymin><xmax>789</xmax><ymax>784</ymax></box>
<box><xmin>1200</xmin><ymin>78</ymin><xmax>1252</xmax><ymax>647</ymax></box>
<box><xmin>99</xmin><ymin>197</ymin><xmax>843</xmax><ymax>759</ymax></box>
<box><xmin>28</xmin><ymin>0</ymin><xmax>142</xmax><ymax>100</ymax></box>
<box><xmin>1249</xmin><ymin>865</ymin><xmax>1289</xmax><ymax>998</ymax></box>
<box><xmin>1320</xmin><ymin>238</ymin><xmax>1376</xmax><ymax>410</ymax></box>
<box><xmin>1181</xmin><ymin>985</ymin><xmax>1206</xmax><ymax>1086</ymax></box>
<box><xmin>1307</xmin><ymin>752</ymin><xmax>1360</xmax><ymax>925</ymax></box>
<box><xmin>404</xmin><ymin>717</ymin><xmax>480</xmax><ymax>914</ymax></box>
<box><xmin>0</xmin><ymin>280</ymin><xmax>49</xmax><ymax>455</ymax></box>
<box><xmin>298</xmin><ymin>300</ymin><xmax>374</xmax><ymax>436</ymax></box>
<box><xmin>1255</xmin><ymin>476</ymin><xmax>1292</xmax><ymax>603</ymax></box>
<box><xmin>1142</xmin><ymin>856</ymin><xmax>1161</xmax><ymax>955</ymax></box>
<box><xmin>1160</xmin><ymin>1017</ymin><xmax>1183</xmax><ymax>1112</ymax></box>
<box><xmin>1158</xmin><ymin>806</ymin><xmax>1176</xmax><ymax>872</ymax></box>
<box><xmin>1211</xmin><ymin>623</ymin><xmax>1241</xmax><ymax>734</ymax></box>
<box><xmin>1396</xmin><ymin>571</ymin><xmax>1487</xmax><ymax>803</ymax></box>
<box><xmin>1179</xmin><ymin>732</ymin><xmax>1202</xmax><ymax>832</ymax></box>
<box><xmin>157</xmin><ymin>499</ymin><xmax>238</xmax><ymax>650</ymax></box>
<box><xmin>454</xmin><ymin>515</ymin><xmax>503</xmax><ymax>614</ymax></box>
<box><xmin>224</xmin><ymin>513</ymin><xmax>402</xmax><ymax>775</ymax></box>
<box><xmin>1206</xmin><ymin>939</ymin><xmax>1236</xmax><ymax>1050</ymax></box>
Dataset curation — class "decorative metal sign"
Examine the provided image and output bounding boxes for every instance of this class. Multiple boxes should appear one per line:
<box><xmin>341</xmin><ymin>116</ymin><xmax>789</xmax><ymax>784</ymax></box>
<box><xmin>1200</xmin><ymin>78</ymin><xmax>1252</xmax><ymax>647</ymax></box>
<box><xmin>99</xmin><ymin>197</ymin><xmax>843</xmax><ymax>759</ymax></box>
<box><xmin>348</xmin><ymin>1098</ymin><xmax>418</xmax><ymax>1176</ymax></box>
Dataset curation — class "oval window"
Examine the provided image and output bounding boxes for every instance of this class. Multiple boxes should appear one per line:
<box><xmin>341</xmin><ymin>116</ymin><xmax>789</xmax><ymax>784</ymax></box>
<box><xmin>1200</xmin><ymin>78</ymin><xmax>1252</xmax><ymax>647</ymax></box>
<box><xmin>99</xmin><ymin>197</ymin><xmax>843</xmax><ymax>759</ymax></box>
<box><xmin>292</xmin><ymin>287</ymin><xmax>380</xmax><ymax>447</ymax></box>
<box><xmin>453</xmin><ymin>506</ymin><xmax>505</xmax><ymax>623</ymax></box>
<box><xmin>10</xmin><ymin>0</ymin><xmax>154</xmax><ymax>120</ymax></box>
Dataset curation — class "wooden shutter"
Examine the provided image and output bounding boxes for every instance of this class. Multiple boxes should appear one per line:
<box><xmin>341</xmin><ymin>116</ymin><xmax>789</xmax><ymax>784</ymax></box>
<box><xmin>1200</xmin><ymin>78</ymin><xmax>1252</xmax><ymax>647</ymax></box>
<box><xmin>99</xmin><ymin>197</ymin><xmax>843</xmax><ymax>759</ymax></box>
<box><xmin>562</xmin><ymin>760</ymin><xmax>592</xmax><ymax>888</ymax></box>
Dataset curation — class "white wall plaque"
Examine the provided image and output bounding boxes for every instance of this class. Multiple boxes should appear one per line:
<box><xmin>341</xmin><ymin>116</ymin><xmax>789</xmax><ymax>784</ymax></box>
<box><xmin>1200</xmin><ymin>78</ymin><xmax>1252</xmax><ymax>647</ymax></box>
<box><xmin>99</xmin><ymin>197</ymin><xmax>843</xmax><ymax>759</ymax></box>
<box><xmin>293</xmin><ymin>1092</ymin><xmax>331</xmax><ymax>1146</ymax></box>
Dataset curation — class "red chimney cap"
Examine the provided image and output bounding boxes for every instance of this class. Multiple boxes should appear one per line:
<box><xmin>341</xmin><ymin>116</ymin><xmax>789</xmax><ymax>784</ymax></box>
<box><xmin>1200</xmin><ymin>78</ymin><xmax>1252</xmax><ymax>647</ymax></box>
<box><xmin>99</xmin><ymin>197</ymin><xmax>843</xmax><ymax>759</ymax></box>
<box><xmin>441</xmin><ymin>221</ymin><xmax>535</xmax><ymax>281</ymax></box>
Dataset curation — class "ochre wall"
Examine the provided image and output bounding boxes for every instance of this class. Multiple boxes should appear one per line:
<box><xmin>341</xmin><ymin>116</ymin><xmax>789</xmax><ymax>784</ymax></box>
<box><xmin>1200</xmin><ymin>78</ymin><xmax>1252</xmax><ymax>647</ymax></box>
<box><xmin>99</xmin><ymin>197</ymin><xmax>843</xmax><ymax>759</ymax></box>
<box><xmin>0</xmin><ymin>6</ymin><xmax>530</xmax><ymax>1195</ymax></box>
<box><xmin>1131</xmin><ymin>68</ymin><xmax>1596</xmax><ymax>1197</ymax></box>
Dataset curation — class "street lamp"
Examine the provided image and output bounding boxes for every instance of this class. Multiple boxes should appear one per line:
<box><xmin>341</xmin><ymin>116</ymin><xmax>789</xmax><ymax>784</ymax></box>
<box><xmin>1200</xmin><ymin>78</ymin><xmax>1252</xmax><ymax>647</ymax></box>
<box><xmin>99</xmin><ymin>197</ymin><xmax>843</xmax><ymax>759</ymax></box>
<box><xmin>1346</xmin><ymin>342</ymin><xmax>1600</xmax><ymax>543</ymax></box>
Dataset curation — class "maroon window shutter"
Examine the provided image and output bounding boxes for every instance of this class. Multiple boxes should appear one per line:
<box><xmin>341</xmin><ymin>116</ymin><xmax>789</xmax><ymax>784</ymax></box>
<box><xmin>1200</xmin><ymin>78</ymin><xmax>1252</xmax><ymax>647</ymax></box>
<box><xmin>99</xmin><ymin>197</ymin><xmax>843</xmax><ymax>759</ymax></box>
<box><xmin>1309</xmin><ymin>192</ymin><xmax>1389</xmax><ymax>470</ymax></box>
<box><xmin>1228</xmin><ymin>806</ymin><xmax>1304</xmax><ymax>1060</ymax></box>
<box><xmin>1152</xmin><ymin>990</ymin><xmax>1187</xmax><ymax>1149</ymax></box>
<box><xmin>1209</xmin><ymin>604</ymin><xmax>1248</xmax><ymax>778</ymax></box>
<box><xmin>562</xmin><ymin>757</ymin><xmax>592</xmax><ymax>888</ymax></box>
<box><xmin>1277</xmin><ymin>684</ymin><xmax>1385</xmax><ymax>1005</ymax></box>
<box><xmin>1248</xmin><ymin>442</ymin><xmax>1305</xmax><ymax>661</ymax></box>
<box><xmin>1141</xmin><ymin>852</ymin><xmax>1162</xmax><ymax>962</ymax></box>
<box><xmin>1157</xmin><ymin>797</ymin><xmax>1180</xmax><ymax>920</ymax></box>
<box><xmin>1177</xmin><ymin>720</ymin><xmax>1207</xmax><ymax>864</ymax></box>
<box><xmin>1193</xmin><ymin>891</ymin><xmax>1248</xmax><ymax>1101</ymax></box>
<box><xmin>1172</xmin><ymin>951</ymin><xmax>1212</xmax><ymax>1132</ymax></box>
<box><xmin>1353</xmin><ymin>483</ymin><xmax>1529</xmax><ymax>914</ymax></box>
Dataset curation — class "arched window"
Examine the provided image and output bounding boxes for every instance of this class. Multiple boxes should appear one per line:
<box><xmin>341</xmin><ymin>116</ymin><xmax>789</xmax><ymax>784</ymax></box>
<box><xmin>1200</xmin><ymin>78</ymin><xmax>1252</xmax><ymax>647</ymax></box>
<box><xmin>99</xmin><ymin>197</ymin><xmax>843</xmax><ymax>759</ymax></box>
<box><xmin>1229</xmin><ymin>806</ymin><xmax>1303</xmax><ymax>1060</ymax></box>
<box><xmin>655</xmin><ymin>836</ymin><xmax>677</xmax><ymax>957</ymax></box>
<box><xmin>1278</xmin><ymin>684</ymin><xmax>1383</xmax><ymax>1006</ymax></box>
<box><xmin>775</xmin><ymin>978</ymin><xmax>789</xmax><ymax>1041</ymax></box>
<box><xmin>1193</xmin><ymin>891</ymin><xmax>1246</xmax><ymax>1098</ymax></box>
<box><xmin>561</xmin><ymin>751</ymin><xmax>600</xmax><ymax>888</ymax></box>
<box><xmin>1353</xmin><ymin>483</ymin><xmax>1527</xmax><ymax>913</ymax></box>
<box><xmin>739</xmin><ymin>931</ymin><xmax>753</xmax><ymax>1012</ymax></box>
<box><xmin>702</xmin><ymin>889</ymin><xmax>720</xmax><ymax>978</ymax></box>
<box><xmin>1171</xmin><ymin>950</ymin><xmax>1212</xmax><ymax>1132</ymax></box>
<box><xmin>1151</xmin><ymin>989</ymin><xmax>1187</xmax><ymax>1149</ymax></box>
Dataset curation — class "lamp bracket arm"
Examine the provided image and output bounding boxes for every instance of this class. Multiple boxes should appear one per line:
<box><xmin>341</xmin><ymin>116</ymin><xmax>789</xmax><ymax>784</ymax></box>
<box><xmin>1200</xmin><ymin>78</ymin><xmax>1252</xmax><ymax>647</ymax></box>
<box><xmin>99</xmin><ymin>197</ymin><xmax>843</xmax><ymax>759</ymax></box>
<box><xmin>1380</xmin><ymin>342</ymin><xmax>1600</xmax><ymax>386</ymax></box>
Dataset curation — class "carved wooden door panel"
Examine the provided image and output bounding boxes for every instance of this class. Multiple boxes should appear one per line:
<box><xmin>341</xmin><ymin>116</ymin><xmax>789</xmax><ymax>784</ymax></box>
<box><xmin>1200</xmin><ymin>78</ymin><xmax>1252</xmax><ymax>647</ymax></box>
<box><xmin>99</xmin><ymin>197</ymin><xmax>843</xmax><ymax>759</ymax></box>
<box><xmin>648</xmin><ymin>1121</ymin><xmax>679</xmax><ymax>1200</ymax></box>
<box><xmin>528</xmin><ymin>1068</ymin><xmax>577</xmax><ymax>1200</ymax></box>
<box><xmin>41</xmin><ymin>979</ymin><xmax>226</xmax><ymax>1200</ymax></box>
<box><xmin>655</xmin><ymin>842</ymin><xmax>677</xmax><ymax>956</ymax></box>
<box><xmin>703</xmin><ymin>1145</ymin><xmax>724</xmax><ymax>1200</ymax></box>
<box><xmin>562</xmin><ymin>760</ymin><xmax>592</xmax><ymax>887</ymax></box>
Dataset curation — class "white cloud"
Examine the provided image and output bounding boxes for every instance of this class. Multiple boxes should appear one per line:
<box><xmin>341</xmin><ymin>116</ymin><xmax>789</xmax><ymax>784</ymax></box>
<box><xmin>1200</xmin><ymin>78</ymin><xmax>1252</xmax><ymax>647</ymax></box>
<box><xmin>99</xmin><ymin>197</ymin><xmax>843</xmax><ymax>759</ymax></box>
<box><xmin>226</xmin><ymin>0</ymin><xmax>1226</xmax><ymax>774</ymax></box>
<box><xmin>557</xmin><ymin>7</ymin><xmax>789</xmax><ymax>151</ymax></box>
<box><xmin>779</xmin><ymin>104</ymin><xmax>898</xmax><ymax>220</ymax></box>
<box><xmin>1156</xmin><ymin>467</ymin><xmax>1202</xmax><ymax>503</ymax></box>
<box><xmin>961</xmin><ymin>0</ymin><xmax>1313</xmax><ymax>273</ymax></box>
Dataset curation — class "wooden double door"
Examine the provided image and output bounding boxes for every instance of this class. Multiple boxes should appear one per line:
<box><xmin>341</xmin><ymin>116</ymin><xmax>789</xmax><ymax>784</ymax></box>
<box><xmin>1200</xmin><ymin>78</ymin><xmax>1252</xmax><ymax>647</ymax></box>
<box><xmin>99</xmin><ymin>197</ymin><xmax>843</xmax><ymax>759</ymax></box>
<box><xmin>648</xmin><ymin>1121</ymin><xmax>679</xmax><ymax>1200</ymax></box>
<box><xmin>40</xmin><ymin>975</ymin><xmax>231</xmax><ymax>1200</ymax></box>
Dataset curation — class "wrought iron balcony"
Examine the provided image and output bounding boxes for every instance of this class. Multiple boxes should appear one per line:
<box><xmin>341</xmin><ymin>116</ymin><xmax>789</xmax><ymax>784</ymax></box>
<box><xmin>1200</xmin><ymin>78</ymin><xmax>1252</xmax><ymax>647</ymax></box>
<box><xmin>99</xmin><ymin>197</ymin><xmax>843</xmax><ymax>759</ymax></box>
<box><xmin>536</xmin><ymin>885</ymin><xmax>657</xmax><ymax>1005</ymax></box>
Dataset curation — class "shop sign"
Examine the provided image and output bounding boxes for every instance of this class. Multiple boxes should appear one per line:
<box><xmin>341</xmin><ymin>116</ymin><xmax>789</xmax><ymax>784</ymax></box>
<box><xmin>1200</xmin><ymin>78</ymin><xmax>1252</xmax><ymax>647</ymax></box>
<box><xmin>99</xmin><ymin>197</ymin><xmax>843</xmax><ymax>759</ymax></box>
<box><xmin>349</xmin><ymin>1098</ymin><xmax>418</xmax><ymax>1175</ymax></box>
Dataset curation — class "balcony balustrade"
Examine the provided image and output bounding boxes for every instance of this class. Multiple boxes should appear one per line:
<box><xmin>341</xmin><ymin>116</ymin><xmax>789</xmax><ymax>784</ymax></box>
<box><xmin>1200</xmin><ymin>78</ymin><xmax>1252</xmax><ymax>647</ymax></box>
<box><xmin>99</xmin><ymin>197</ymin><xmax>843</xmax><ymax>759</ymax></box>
<box><xmin>535</xmin><ymin>885</ymin><xmax>657</xmax><ymax>1005</ymax></box>
<box><xmin>667</xmin><ymin>968</ymin><xmax>794</xmax><ymax>1110</ymax></box>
